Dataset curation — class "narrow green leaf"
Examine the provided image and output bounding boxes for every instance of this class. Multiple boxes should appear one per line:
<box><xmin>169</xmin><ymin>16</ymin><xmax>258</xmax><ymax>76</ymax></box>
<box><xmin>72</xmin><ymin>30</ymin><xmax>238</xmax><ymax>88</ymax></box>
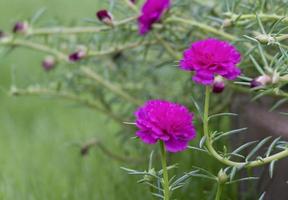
<box><xmin>269</xmin><ymin>160</ymin><xmax>276</xmax><ymax>178</ymax></box>
<box><xmin>266</xmin><ymin>137</ymin><xmax>281</xmax><ymax>157</ymax></box>
<box><xmin>246</xmin><ymin>137</ymin><xmax>272</xmax><ymax>161</ymax></box>
<box><xmin>249</xmin><ymin>55</ymin><xmax>265</xmax><ymax>75</ymax></box>
<box><xmin>213</xmin><ymin>127</ymin><xmax>248</xmax><ymax>142</ymax></box>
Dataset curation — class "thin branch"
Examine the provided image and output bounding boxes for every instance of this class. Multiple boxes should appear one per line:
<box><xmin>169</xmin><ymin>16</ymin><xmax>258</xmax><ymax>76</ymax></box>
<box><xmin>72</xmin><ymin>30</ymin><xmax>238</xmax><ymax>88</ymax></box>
<box><xmin>0</xmin><ymin>37</ymin><xmax>67</xmax><ymax>60</ymax></box>
<box><xmin>87</xmin><ymin>40</ymin><xmax>157</xmax><ymax>57</ymax></box>
<box><xmin>81</xmin><ymin>138</ymin><xmax>143</xmax><ymax>163</ymax></box>
<box><xmin>10</xmin><ymin>86</ymin><xmax>124</xmax><ymax>125</ymax></box>
<box><xmin>224</xmin><ymin>12</ymin><xmax>288</xmax><ymax>23</ymax></box>
<box><xmin>27</xmin><ymin>16</ymin><xmax>138</xmax><ymax>36</ymax></box>
<box><xmin>81</xmin><ymin>66</ymin><xmax>143</xmax><ymax>106</ymax></box>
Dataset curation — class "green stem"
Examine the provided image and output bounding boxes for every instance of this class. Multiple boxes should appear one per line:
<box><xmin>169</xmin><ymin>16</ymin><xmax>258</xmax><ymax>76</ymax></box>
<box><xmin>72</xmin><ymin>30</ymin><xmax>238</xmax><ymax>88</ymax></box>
<box><xmin>10</xmin><ymin>86</ymin><xmax>124</xmax><ymax>125</ymax></box>
<box><xmin>87</xmin><ymin>40</ymin><xmax>157</xmax><ymax>57</ymax></box>
<box><xmin>0</xmin><ymin>37</ymin><xmax>67</xmax><ymax>60</ymax></box>
<box><xmin>203</xmin><ymin>86</ymin><xmax>288</xmax><ymax>168</ymax></box>
<box><xmin>166</xmin><ymin>16</ymin><xmax>236</xmax><ymax>41</ymax></box>
<box><xmin>123</xmin><ymin>0</ymin><xmax>138</xmax><ymax>12</ymax></box>
<box><xmin>160</xmin><ymin>141</ymin><xmax>169</xmax><ymax>200</ymax></box>
<box><xmin>224</xmin><ymin>12</ymin><xmax>288</xmax><ymax>23</ymax></box>
<box><xmin>215</xmin><ymin>183</ymin><xmax>223</xmax><ymax>200</ymax></box>
<box><xmin>27</xmin><ymin>16</ymin><xmax>137</xmax><ymax>36</ymax></box>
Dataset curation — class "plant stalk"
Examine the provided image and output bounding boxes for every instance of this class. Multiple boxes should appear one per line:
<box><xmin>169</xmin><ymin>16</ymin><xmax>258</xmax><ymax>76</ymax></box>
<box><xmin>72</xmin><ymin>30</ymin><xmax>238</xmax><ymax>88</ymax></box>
<box><xmin>203</xmin><ymin>86</ymin><xmax>288</xmax><ymax>168</ymax></box>
<box><xmin>215</xmin><ymin>183</ymin><xmax>223</xmax><ymax>200</ymax></box>
<box><xmin>160</xmin><ymin>141</ymin><xmax>169</xmax><ymax>200</ymax></box>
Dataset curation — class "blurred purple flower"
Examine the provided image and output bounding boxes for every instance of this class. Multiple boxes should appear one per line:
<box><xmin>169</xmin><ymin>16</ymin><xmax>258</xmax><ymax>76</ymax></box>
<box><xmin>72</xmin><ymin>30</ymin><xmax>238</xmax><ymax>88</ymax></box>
<box><xmin>42</xmin><ymin>56</ymin><xmax>56</xmax><ymax>71</ymax></box>
<box><xmin>138</xmin><ymin>0</ymin><xmax>170</xmax><ymax>35</ymax></box>
<box><xmin>180</xmin><ymin>38</ymin><xmax>241</xmax><ymax>85</ymax></box>
<box><xmin>135</xmin><ymin>100</ymin><xmax>196</xmax><ymax>152</ymax></box>
<box><xmin>130</xmin><ymin>0</ymin><xmax>136</xmax><ymax>4</ymax></box>
<box><xmin>69</xmin><ymin>50</ymin><xmax>86</xmax><ymax>62</ymax></box>
<box><xmin>13</xmin><ymin>21</ymin><xmax>29</xmax><ymax>33</ymax></box>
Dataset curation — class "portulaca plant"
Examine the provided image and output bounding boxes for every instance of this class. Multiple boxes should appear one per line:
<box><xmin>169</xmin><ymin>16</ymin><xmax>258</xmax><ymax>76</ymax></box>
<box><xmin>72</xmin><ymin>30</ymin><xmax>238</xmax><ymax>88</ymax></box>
<box><xmin>1</xmin><ymin>0</ymin><xmax>288</xmax><ymax>199</ymax></box>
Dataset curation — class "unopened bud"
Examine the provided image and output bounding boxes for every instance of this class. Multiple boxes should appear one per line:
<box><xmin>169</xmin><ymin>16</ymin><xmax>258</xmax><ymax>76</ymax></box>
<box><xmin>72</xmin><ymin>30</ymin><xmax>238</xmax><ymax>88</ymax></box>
<box><xmin>13</xmin><ymin>21</ymin><xmax>29</xmax><ymax>34</ymax></box>
<box><xmin>69</xmin><ymin>46</ymin><xmax>87</xmax><ymax>62</ymax></box>
<box><xmin>212</xmin><ymin>76</ymin><xmax>225</xmax><ymax>94</ymax></box>
<box><xmin>255</xmin><ymin>34</ymin><xmax>275</xmax><ymax>44</ymax></box>
<box><xmin>222</xmin><ymin>19</ymin><xmax>232</xmax><ymax>27</ymax></box>
<box><xmin>96</xmin><ymin>10</ymin><xmax>113</xmax><ymax>26</ymax></box>
<box><xmin>42</xmin><ymin>56</ymin><xmax>56</xmax><ymax>71</ymax></box>
<box><xmin>218</xmin><ymin>169</ymin><xmax>228</xmax><ymax>184</ymax></box>
<box><xmin>250</xmin><ymin>74</ymin><xmax>271</xmax><ymax>88</ymax></box>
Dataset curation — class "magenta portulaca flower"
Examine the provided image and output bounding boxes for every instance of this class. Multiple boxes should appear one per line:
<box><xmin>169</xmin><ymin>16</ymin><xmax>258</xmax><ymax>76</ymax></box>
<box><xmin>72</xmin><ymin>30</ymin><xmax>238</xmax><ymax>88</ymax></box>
<box><xmin>138</xmin><ymin>0</ymin><xmax>170</xmax><ymax>35</ymax></box>
<box><xmin>135</xmin><ymin>100</ymin><xmax>196</xmax><ymax>152</ymax></box>
<box><xmin>180</xmin><ymin>38</ymin><xmax>241</xmax><ymax>85</ymax></box>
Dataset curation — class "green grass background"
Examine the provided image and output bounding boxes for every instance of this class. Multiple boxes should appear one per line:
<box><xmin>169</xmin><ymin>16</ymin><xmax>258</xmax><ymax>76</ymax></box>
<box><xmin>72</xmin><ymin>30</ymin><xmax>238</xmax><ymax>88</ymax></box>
<box><xmin>0</xmin><ymin>0</ymin><xmax>150</xmax><ymax>199</ymax></box>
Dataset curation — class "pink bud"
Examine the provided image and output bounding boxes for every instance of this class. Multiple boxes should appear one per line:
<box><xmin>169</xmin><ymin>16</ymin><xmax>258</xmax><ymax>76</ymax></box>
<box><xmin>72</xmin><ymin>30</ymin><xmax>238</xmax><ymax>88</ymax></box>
<box><xmin>212</xmin><ymin>76</ymin><xmax>225</xmax><ymax>93</ymax></box>
<box><xmin>69</xmin><ymin>50</ymin><xmax>86</xmax><ymax>62</ymax></box>
<box><xmin>13</xmin><ymin>21</ymin><xmax>29</xmax><ymax>34</ymax></box>
<box><xmin>96</xmin><ymin>10</ymin><xmax>113</xmax><ymax>26</ymax></box>
<box><xmin>42</xmin><ymin>56</ymin><xmax>56</xmax><ymax>71</ymax></box>
<box><xmin>250</xmin><ymin>74</ymin><xmax>271</xmax><ymax>88</ymax></box>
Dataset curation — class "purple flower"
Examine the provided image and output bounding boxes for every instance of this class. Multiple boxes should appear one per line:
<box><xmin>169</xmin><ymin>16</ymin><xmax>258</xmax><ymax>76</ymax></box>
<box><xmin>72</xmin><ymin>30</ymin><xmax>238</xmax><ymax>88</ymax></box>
<box><xmin>180</xmin><ymin>38</ymin><xmax>241</xmax><ymax>85</ymax></box>
<box><xmin>130</xmin><ymin>0</ymin><xmax>136</xmax><ymax>4</ymax></box>
<box><xmin>135</xmin><ymin>100</ymin><xmax>196</xmax><ymax>152</ymax></box>
<box><xmin>96</xmin><ymin>10</ymin><xmax>113</xmax><ymax>26</ymax></box>
<box><xmin>138</xmin><ymin>0</ymin><xmax>170</xmax><ymax>35</ymax></box>
<box><xmin>42</xmin><ymin>56</ymin><xmax>56</xmax><ymax>71</ymax></box>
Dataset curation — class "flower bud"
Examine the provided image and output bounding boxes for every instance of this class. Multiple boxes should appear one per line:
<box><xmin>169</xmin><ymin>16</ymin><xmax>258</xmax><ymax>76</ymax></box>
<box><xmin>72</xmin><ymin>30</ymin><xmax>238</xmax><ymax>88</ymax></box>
<box><xmin>13</xmin><ymin>21</ymin><xmax>29</xmax><ymax>34</ymax></box>
<box><xmin>130</xmin><ymin>0</ymin><xmax>136</xmax><ymax>3</ymax></box>
<box><xmin>212</xmin><ymin>76</ymin><xmax>225</xmax><ymax>93</ymax></box>
<box><xmin>69</xmin><ymin>47</ymin><xmax>86</xmax><ymax>62</ymax></box>
<box><xmin>96</xmin><ymin>10</ymin><xmax>113</xmax><ymax>26</ymax></box>
<box><xmin>250</xmin><ymin>74</ymin><xmax>271</xmax><ymax>88</ymax></box>
<box><xmin>42</xmin><ymin>56</ymin><xmax>56</xmax><ymax>71</ymax></box>
<box><xmin>255</xmin><ymin>33</ymin><xmax>275</xmax><ymax>44</ymax></box>
<box><xmin>222</xmin><ymin>19</ymin><xmax>232</xmax><ymax>27</ymax></box>
<box><xmin>217</xmin><ymin>169</ymin><xmax>228</xmax><ymax>184</ymax></box>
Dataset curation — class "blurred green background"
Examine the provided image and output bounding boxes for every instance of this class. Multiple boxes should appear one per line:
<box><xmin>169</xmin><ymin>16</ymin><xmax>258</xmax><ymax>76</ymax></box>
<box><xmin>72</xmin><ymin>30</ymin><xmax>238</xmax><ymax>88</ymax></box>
<box><xmin>0</xmin><ymin>1</ymin><xmax>239</xmax><ymax>199</ymax></box>
<box><xmin>0</xmin><ymin>0</ymin><xmax>150</xmax><ymax>199</ymax></box>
